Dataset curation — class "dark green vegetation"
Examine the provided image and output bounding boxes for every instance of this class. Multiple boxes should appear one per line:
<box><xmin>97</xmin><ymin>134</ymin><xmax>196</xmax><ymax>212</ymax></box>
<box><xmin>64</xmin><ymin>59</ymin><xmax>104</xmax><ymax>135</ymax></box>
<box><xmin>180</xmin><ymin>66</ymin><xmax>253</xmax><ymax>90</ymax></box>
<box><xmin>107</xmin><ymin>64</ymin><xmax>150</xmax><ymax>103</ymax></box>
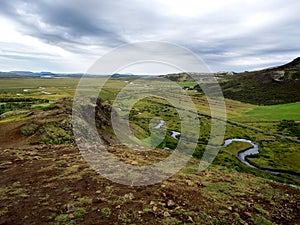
<box><xmin>277</xmin><ymin>120</ymin><xmax>300</xmax><ymax>139</ymax></box>
<box><xmin>0</xmin><ymin>58</ymin><xmax>300</xmax><ymax>224</ymax></box>
<box><xmin>0</xmin><ymin>97</ymin><xmax>50</xmax><ymax>114</ymax></box>
<box><xmin>220</xmin><ymin>57</ymin><xmax>300</xmax><ymax>105</ymax></box>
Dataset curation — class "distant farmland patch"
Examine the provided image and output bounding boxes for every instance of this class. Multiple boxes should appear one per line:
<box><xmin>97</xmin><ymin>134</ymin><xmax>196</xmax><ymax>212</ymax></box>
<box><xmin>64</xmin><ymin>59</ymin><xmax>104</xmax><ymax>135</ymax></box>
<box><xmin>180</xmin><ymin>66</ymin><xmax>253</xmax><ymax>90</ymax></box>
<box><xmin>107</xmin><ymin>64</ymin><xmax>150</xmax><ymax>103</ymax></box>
<box><xmin>243</xmin><ymin>102</ymin><xmax>300</xmax><ymax>121</ymax></box>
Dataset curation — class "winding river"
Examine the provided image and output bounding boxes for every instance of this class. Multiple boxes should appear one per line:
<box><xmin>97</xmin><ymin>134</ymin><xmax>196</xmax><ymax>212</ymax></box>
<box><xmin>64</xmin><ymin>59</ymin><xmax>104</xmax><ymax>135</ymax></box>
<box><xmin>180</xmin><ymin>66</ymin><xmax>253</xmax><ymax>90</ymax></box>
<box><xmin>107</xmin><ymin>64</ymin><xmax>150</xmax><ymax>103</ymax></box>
<box><xmin>152</xmin><ymin>118</ymin><xmax>300</xmax><ymax>179</ymax></box>
<box><xmin>171</xmin><ymin>131</ymin><xmax>181</xmax><ymax>140</ymax></box>
<box><xmin>154</xmin><ymin>120</ymin><xmax>165</xmax><ymax>129</ymax></box>
<box><xmin>223</xmin><ymin>138</ymin><xmax>300</xmax><ymax>179</ymax></box>
<box><xmin>153</xmin><ymin>120</ymin><xmax>181</xmax><ymax>140</ymax></box>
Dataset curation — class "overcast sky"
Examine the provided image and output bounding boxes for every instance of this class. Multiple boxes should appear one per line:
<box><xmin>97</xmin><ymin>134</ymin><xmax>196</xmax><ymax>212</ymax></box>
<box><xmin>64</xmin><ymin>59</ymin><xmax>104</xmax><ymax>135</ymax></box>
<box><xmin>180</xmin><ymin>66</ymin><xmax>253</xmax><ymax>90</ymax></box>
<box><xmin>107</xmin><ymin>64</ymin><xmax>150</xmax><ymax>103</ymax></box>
<box><xmin>0</xmin><ymin>0</ymin><xmax>300</xmax><ymax>74</ymax></box>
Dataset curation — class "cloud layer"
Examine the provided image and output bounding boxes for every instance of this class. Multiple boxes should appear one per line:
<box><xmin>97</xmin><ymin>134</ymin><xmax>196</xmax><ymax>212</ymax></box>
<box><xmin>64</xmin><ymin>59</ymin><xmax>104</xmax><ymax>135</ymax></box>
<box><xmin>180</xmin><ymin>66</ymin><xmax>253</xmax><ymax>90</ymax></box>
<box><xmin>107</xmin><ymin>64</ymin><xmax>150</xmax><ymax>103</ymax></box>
<box><xmin>0</xmin><ymin>0</ymin><xmax>300</xmax><ymax>73</ymax></box>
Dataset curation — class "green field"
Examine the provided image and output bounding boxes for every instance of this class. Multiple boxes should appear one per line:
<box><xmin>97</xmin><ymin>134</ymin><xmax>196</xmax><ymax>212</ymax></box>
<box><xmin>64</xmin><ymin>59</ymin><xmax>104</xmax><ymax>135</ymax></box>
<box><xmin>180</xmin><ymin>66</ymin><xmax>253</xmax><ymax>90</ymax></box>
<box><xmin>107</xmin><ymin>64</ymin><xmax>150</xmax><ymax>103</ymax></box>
<box><xmin>243</xmin><ymin>102</ymin><xmax>300</xmax><ymax>121</ymax></box>
<box><xmin>0</xmin><ymin>77</ymin><xmax>80</xmax><ymax>100</ymax></box>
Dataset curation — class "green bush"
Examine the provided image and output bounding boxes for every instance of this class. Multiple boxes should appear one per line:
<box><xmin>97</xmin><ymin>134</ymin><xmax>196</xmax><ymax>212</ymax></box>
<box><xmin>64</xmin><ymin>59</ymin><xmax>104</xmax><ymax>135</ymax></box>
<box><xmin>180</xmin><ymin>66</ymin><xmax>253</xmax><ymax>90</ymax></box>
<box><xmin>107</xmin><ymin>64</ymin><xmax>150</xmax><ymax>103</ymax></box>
<box><xmin>20</xmin><ymin>123</ymin><xmax>39</xmax><ymax>136</ymax></box>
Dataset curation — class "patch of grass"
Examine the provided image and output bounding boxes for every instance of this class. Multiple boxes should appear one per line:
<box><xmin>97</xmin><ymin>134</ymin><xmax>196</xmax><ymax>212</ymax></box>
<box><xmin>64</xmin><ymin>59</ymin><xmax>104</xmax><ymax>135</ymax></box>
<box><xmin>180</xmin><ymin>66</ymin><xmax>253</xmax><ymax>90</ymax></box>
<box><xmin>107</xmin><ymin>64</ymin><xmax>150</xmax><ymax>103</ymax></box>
<box><xmin>203</xmin><ymin>182</ymin><xmax>232</xmax><ymax>199</ymax></box>
<box><xmin>159</xmin><ymin>217</ymin><xmax>180</xmax><ymax>225</ymax></box>
<box><xmin>100</xmin><ymin>207</ymin><xmax>111</xmax><ymax>218</ymax></box>
<box><xmin>118</xmin><ymin>211</ymin><xmax>133</xmax><ymax>224</ymax></box>
<box><xmin>72</xmin><ymin>208</ymin><xmax>86</xmax><ymax>218</ymax></box>
<box><xmin>76</xmin><ymin>197</ymin><xmax>93</xmax><ymax>206</ymax></box>
<box><xmin>32</xmin><ymin>103</ymin><xmax>59</xmax><ymax>110</ymax></box>
<box><xmin>55</xmin><ymin>214</ymin><xmax>73</xmax><ymax>224</ymax></box>
<box><xmin>255</xmin><ymin>204</ymin><xmax>269</xmax><ymax>216</ymax></box>
<box><xmin>55</xmin><ymin>207</ymin><xmax>86</xmax><ymax>224</ymax></box>
<box><xmin>222</xmin><ymin>141</ymin><xmax>253</xmax><ymax>156</ymax></box>
<box><xmin>247</xmin><ymin>140</ymin><xmax>300</xmax><ymax>174</ymax></box>
<box><xmin>0</xmin><ymin>187</ymin><xmax>9</xmax><ymax>201</ymax></box>
<box><xmin>10</xmin><ymin>183</ymin><xmax>29</xmax><ymax>198</ymax></box>
<box><xmin>0</xmin><ymin>112</ymin><xmax>32</xmax><ymax>122</ymax></box>
<box><xmin>0</xmin><ymin>207</ymin><xmax>8</xmax><ymax>216</ymax></box>
<box><xmin>20</xmin><ymin>123</ymin><xmax>39</xmax><ymax>136</ymax></box>
<box><xmin>42</xmin><ymin>123</ymin><xmax>73</xmax><ymax>145</ymax></box>
<box><xmin>243</xmin><ymin>102</ymin><xmax>300</xmax><ymax>121</ymax></box>
<box><xmin>122</xmin><ymin>192</ymin><xmax>134</xmax><ymax>203</ymax></box>
<box><xmin>252</xmin><ymin>215</ymin><xmax>274</xmax><ymax>225</ymax></box>
<box><xmin>10</xmin><ymin>187</ymin><xmax>29</xmax><ymax>198</ymax></box>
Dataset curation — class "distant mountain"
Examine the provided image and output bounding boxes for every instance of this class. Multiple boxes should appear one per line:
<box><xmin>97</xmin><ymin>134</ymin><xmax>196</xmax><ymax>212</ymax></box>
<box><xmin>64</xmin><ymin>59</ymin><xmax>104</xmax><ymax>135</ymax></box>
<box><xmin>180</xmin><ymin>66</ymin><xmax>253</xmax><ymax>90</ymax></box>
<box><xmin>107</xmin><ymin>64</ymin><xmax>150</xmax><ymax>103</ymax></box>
<box><xmin>0</xmin><ymin>71</ymin><xmax>85</xmax><ymax>78</ymax></box>
<box><xmin>220</xmin><ymin>57</ymin><xmax>300</xmax><ymax>105</ymax></box>
<box><xmin>111</xmin><ymin>73</ymin><xmax>136</xmax><ymax>78</ymax></box>
<box><xmin>0</xmin><ymin>71</ymin><xmax>138</xmax><ymax>78</ymax></box>
<box><xmin>40</xmin><ymin>71</ymin><xmax>54</xmax><ymax>75</ymax></box>
<box><xmin>9</xmin><ymin>71</ymin><xmax>35</xmax><ymax>75</ymax></box>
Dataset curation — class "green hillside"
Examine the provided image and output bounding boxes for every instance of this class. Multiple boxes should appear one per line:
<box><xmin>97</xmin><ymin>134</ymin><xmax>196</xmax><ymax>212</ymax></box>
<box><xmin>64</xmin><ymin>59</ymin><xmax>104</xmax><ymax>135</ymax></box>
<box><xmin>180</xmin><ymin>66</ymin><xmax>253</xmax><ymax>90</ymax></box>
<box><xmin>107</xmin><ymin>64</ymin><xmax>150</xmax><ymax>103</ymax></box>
<box><xmin>220</xmin><ymin>57</ymin><xmax>300</xmax><ymax>105</ymax></box>
<box><xmin>243</xmin><ymin>102</ymin><xmax>300</xmax><ymax>121</ymax></box>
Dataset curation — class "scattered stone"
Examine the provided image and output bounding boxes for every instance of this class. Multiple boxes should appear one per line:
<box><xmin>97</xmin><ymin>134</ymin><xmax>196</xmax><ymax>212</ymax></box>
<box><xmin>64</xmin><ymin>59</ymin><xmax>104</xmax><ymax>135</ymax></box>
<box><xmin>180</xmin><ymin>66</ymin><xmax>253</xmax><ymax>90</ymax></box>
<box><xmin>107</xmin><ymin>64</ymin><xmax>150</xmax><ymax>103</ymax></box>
<box><xmin>188</xmin><ymin>216</ymin><xmax>194</xmax><ymax>222</ymax></box>
<box><xmin>185</xmin><ymin>180</ymin><xmax>193</xmax><ymax>186</ymax></box>
<box><xmin>240</xmin><ymin>220</ymin><xmax>248</xmax><ymax>225</ymax></box>
<box><xmin>228</xmin><ymin>206</ymin><xmax>233</xmax><ymax>211</ymax></box>
<box><xmin>245</xmin><ymin>212</ymin><xmax>252</xmax><ymax>217</ymax></box>
<box><xmin>150</xmin><ymin>200</ymin><xmax>155</xmax><ymax>205</ymax></box>
<box><xmin>152</xmin><ymin>206</ymin><xmax>158</xmax><ymax>212</ymax></box>
<box><xmin>167</xmin><ymin>199</ymin><xmax>175</xmax><ymax>207</ymax></box>
<box><xmin>131</xmin><ymin>161</ymin><xmax>138</xmax><ymax>165</ymax></box>
<box><xmin>115</xmin><ymin>205</ymin><xmax>121</xmax><ymax>209</ymax></box>
<box><xmin>68</xmin><ymin>213</ymin><xmax>75</xmax><ymax>219</ymax></box>
<box><xmin>196</xmin><ymin>182</ymin><xmax>204</xmax><ymax>187</ymax></box>
<box><xmin>67</xmin><ymin>204</ymin><xmax>75</xmax><ymax>213</ymax></box>
<box><xmin>163</xmin><ymin>211</ymin><xmax>170</xmax><ymax>217</ymax></box>
<box><xmin>26</xmin><ymin>151</ymin><xmax>36</xmax><ymax>156</ymax></box>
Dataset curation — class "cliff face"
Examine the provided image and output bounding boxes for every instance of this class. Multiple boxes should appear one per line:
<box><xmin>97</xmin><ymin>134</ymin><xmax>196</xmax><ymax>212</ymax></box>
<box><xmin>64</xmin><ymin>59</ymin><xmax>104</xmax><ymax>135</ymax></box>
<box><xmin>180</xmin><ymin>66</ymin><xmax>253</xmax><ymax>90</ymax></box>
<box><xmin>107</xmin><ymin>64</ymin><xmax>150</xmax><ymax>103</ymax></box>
<box><xmin>94</xmin><ymin>98</ymin><xmax>120</xmax><ymax>145</ymax></box>
<box><xmin>251</xmin><ymin>57</ymin><xmax>300</xmax><ymax>84</ymax></box>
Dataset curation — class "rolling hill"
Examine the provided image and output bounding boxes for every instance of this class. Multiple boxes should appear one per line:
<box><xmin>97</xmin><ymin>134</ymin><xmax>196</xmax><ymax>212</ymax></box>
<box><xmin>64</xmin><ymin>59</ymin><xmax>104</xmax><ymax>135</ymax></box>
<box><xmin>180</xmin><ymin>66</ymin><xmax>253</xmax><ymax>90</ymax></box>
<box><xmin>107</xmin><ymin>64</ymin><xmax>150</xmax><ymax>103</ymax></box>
<box><xmin>220</xmin><ymin>57</ymin><xmax>300</xmax><ymax>105</ymax></box>
<box><xmin>160</xmin><ymin>57</ymin><xmax>300</xmax><ymax>105</ymax></box>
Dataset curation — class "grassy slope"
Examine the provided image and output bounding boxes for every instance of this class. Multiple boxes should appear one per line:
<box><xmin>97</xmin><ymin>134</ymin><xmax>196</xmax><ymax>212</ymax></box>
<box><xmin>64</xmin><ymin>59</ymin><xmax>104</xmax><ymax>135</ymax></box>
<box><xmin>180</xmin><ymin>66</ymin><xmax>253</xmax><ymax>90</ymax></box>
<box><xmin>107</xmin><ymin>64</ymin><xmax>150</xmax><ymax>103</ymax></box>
<box><xmin>243</xmin><ymin>102</ymin><xmax>300</xmax><ymax>121</ymax></box>
<box><xmin>220</xmin><ymin>57</ymin><xmax>300</xmax><ymax>105</ymax></box>
<box><xmin>221</xmin><ymin>73</ymin><xmax>300</xmax><ymax>105</ymax></box>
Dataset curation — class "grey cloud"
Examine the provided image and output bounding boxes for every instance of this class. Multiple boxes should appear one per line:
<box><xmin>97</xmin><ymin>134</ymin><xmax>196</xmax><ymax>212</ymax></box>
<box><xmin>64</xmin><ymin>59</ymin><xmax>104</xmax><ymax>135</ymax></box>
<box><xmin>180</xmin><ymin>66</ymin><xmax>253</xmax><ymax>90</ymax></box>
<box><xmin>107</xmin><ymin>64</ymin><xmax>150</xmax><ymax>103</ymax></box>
<box><xmin>0</xmin><ymin>0</ymin><xmax>300</xmax><ymax>72</ymax></box>
<box><xmin>0</xmin><ymin>0</ymin><xmax>127</xmax><ymax>48</ymax></box>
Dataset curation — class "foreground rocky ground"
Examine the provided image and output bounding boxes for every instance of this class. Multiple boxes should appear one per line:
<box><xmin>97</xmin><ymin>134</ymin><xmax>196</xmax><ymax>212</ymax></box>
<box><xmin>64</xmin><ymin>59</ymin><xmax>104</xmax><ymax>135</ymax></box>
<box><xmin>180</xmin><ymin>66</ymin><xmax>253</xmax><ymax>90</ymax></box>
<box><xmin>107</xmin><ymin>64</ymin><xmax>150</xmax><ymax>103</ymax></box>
<box><xmin>0</xmin><ymin>144</ymin><xmax>299</xmax><ymax>225</ymax></box>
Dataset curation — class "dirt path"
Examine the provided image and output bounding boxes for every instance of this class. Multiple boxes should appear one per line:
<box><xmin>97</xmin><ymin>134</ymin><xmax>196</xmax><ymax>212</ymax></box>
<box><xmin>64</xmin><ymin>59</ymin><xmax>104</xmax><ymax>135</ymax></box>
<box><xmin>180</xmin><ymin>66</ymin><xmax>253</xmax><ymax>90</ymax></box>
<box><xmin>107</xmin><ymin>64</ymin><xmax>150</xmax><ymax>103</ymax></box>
<box><xmin>0</xmin><ymin>120</ymin><xmax>29</xmax><ymax>148</ymax></box>
<box><xmin>0</xmin><ymin>109</ymin><xmax>63</xmax><ymax>149</ymax></box>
